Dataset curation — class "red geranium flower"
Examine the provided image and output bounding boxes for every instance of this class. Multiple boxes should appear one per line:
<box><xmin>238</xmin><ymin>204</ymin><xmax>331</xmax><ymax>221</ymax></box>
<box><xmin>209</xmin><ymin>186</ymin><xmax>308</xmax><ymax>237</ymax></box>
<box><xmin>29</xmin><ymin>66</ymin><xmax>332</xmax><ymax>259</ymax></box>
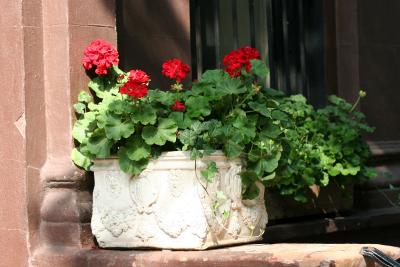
<box><xmin>82</xmin><ymin>39</ymin><xmax>119</xmax><ymax>75</ymax></box>
<box><xmin>119</xmin><ymin>70</ymin><xmax>150</xmax><ymax>99</ymax></box>
<box><xmin>129</xmin><ymin>69</ymin><xmax>150</xmax><ymax>84</ymax></box>
<box><xmin>171</xmin><ymin>100</ymin><xmax>186</xmax><ymax>111</ymax></box>
<box><xmin>222</xmin><ymin>47</ymin><xmax>261</xmax><ymax>77</ymax></box>
<box><xmin>162</xmin><ymin>58</ymin><xmax>191</xmax><ymax>82</ymax></box>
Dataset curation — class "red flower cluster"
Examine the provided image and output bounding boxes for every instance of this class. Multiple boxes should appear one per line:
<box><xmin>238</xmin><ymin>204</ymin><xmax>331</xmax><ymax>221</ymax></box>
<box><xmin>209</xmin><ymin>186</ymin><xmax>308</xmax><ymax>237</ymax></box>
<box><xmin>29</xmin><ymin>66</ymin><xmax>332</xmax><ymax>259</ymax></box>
<box><xmin>162</xmin><ymin>59</ymin><xmax>190</xmax><ymax>82</ymax></box>
<box><xmin>119</xmin><ymin>70</ymin><xmax>150</xmax><ymax>99</ymax></box>
<box><xmin>171</xmin><ymin>100</ymin><xmax>185</xmax><ymax>111</ymax></box>
<box><xmin>82</xmin><ymin>39</ymin><xmax>119</xmax><ymax>75</ymax></box>
<box><xmin>222</xmin><ymin>47</ymin><xmax>261</xmax><ymax>77</ymax></box>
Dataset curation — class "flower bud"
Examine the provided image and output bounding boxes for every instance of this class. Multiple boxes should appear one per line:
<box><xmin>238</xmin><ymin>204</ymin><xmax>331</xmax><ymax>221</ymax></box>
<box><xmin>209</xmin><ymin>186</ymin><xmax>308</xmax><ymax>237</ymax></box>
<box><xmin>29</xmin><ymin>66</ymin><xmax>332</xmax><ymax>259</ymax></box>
<box><xmin>359</xmin><ymin>90</ymin><xmax>366</xmax><ymax>98</ymax></box>
<box><xmin>171</xmin><ymin>83</ymin><xmax>184</xmax><ymax>92</ymax></box>
<box><xmin>252</xmin><ymin>83</ymin><xmax>261</xmax><ymax>93</ymax></box>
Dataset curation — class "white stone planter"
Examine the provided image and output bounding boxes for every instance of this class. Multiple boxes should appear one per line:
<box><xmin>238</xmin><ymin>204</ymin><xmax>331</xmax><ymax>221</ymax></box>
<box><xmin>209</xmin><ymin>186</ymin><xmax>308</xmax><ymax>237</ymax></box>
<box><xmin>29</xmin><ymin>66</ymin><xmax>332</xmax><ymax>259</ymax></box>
<box><xmin>91</xmin><ymin>151</ymin><xmax>268</xmax><ymax>249</ymax></box>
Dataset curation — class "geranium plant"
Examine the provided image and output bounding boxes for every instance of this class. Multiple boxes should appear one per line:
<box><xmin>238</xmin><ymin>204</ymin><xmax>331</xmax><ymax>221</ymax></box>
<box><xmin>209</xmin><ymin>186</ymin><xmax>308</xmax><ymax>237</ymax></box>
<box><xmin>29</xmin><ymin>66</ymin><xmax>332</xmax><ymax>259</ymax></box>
<box><xmin>72</xmin><ymin>39</ymin><xmax>375</xmax><ymax>202</ymax></box>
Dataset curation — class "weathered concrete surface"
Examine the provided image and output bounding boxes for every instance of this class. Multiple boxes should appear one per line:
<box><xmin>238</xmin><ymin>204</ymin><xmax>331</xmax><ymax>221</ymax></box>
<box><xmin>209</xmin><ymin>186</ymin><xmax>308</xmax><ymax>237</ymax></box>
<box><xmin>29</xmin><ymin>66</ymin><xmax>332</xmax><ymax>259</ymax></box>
<box><xmin>34</xmin><ymin>243</ymin><xmax>400</xmax><ymax>267</ymax></box>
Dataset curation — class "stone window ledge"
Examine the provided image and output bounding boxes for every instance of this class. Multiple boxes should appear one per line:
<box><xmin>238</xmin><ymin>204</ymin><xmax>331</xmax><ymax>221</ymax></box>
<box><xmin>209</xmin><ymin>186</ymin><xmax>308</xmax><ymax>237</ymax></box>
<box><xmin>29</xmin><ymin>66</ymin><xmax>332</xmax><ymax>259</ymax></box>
<box><xmin>34</xmin><ymin>243</ymin><xmax>400</xmax><ymax>267</ymax></box>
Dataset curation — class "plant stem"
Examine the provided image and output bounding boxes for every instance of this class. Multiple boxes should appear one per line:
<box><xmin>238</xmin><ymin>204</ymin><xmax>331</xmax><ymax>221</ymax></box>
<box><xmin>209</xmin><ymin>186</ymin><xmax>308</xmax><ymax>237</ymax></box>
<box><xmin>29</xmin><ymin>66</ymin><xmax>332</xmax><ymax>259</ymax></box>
<box><xmin>349</xmin><ymin>95</ymin><xmax>361</xmax><ymax>113</ymax></box>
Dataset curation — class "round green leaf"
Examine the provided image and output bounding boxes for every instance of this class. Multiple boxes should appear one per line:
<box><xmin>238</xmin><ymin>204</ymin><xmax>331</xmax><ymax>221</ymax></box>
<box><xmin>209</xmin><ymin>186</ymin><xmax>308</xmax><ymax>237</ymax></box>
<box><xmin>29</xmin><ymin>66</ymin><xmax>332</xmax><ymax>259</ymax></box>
<box><xmin>142</xmin><ymin>118</ymin><xmax>178</xmax><ymax>145</ymax></box>
<box><xmin>125</xmin><ymin>137</ymin><xmax>151</xmax><ymax>161</ymax></box>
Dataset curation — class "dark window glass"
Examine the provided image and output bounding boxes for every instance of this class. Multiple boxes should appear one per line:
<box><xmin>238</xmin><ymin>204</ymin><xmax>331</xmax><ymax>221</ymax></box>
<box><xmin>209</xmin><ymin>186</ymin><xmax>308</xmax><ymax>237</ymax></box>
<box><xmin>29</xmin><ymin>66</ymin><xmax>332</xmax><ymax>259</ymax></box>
<box><xmin>190</xmin><ymin>0</ymin><xmax>327</xmax><ymax>107</ymax></box>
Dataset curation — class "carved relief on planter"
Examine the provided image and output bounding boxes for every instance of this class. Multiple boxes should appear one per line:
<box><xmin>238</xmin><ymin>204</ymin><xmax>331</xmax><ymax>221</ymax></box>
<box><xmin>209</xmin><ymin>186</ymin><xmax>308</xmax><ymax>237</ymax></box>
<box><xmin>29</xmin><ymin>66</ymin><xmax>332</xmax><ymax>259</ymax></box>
<box><xmin>90</xmin><ymin>151</ymin><xmax>268</xmax><ymax>249</ymax></box>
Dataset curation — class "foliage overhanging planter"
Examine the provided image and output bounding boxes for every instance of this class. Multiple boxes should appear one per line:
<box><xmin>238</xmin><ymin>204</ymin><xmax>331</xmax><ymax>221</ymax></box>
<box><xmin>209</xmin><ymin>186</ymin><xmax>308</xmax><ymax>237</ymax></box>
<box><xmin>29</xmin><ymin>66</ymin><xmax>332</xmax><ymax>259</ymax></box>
<box><xmin>91</xmin><ymin>151</ymin><xmax>268</xmax><ymax>249</ymax></box>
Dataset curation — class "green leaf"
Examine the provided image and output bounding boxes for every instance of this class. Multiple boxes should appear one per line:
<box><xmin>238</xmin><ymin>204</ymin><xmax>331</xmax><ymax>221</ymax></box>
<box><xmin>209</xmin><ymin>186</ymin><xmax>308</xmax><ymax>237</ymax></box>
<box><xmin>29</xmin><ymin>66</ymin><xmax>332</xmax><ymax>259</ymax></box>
<box><xmin>190</xmin><ymin>148</ymin><xmax>203</xmax><ymax>159</ymax></box>
<box><xmin>290</xmin><ymin>94</ymin><xmax>307</xmax><ymax>103</ymax></box>
<box><xmin>320</xmin><ymin>153</ymin><xmax>335</xmax><ymax>166</ymax></box>
<box><xmin>240</xmin><ymin>171</ymin><xmax>260</xmax><ymax>200</ymax></box>
<box><xmin>71</xmin><ymin>148</ymin><xmax>92</xmax><ymax>170</ymax></box>
<box><xmin>118</xmin><ymin>147</ymin><xmax>148</xmax><ymax>175</ymax></box>
<box><xmin>102</xmin><ymin>113</ymin><xmax>135</xmax><ymax>141</ymax></box>
<box><xmin>201</xmin><ymin>69</ymin><xmax>229</xmax><ymax>83</ymax></box>
<box><xmin>202</xmin><ymin>145</ymin><xmax>216</xmax><ymax>156</ymax></box>
<box><xmin>223</xmin><ymin>140</ymin><xmax>243</xmax><ymax>158</ymax></box>
<box><xmin>72</xmin><ymin>121</ymin><xmax>87</xmax><ymax>143</ymax></box>
<box><xmin>88</xmin><ymin>76</ymin><xmax>118</xmax><ymax>98</ymax></box>
<box><xmin>243</xmin><ymin>183</ymin><xmax>260</xmax><ymax>200</ymax></box>
<box><xmin>259</xmin><ymin>123</ymin><xmax>282</xmax><ymax>139</ymax></box>
<box><xmin>186</xmin><ymin>96</ymin><xmax>211</xmax><ymax>118</ymax></box>
<box><xmin>265</xmin><ymin>88</ymin><xmax>285</xmax><ymax>97</ymax></box>
<box><xmin>328</xmin><ymin>95</ymin><xmax>352</xmax><ymax>110</ymax></box>
<box><xmin>218</xmin><ymin>78</ymin><xmax>245</xmax><ymax>95</ymax></box>
<box><xmin>132</xmin><ymin>104</ymin><xmax>157</xmax><ymax>125</ymax></box>
<box><xmin>254</xmin><ymin>151</ymin><xmax>281</xmax><ymax>176</ymax></box>
<box><xmin>204</xmin><ymin>120</ymin><xmax>223</xmax><ymax>139</ymax></box>
<box><xmin>222</xmin><ymin>210</ymin><xmax>230</xmax><ymax>219</ymax></box>
<box><xmin>301</xmin><ymin>170</ymin><xmax>316</xmax><ymax>185</ymax></box>
<box><xmin>87</xmin><ymin>130</ymin><xmax>113</xmax><ymax>158</ymax></box>
<box><xmin>147</xmin><ymin>90</ymin><xmax>176</xmax><ymax>106</ymax></box>
<box><xmin>271</xmin><ymin>110</ymin><xmax>289</xmax><ymax>121</ymax></box>
<box><xmin>294</xmin><ymin>194</ymin><xmax>307</xmax><ymax>203</ymax></box>
<box><xmin>328</xmin><ymin>164</ymin><xmax>342</xmax><ymax>176</ymax></box>
<box><xmin>342</xmin><ymin>165</ymin><xmax>360</xmax><ymax>176</ymax></box>
<box><xmin>241</xmin><ymin>170</ymin><xmax>258</xmax><ymax>184</ymax></box>
<box><xmin>78</xmin><ymin>91</ymin><xmax>93</xmax><ymax>103</ymax></box>
<box><xmin>108</xmin><ymin>100</ymin><xmax>133</xmax><ymax>115</ymax></box>
<box><xmin>327</xmin><ymin>163</ymin><xmax>360</xmax><ymax>176</ymax></box>
<box><xmin>125</xmin><ymin>137</ymin><xmax>151</xmax><ymax>161</ymax></box>
<box><xmin>232</xmin><ymin>109</ymin><xmax>247</xmax><ymax>128</ymax></box>
<box><xmin>88</xmin><ymin>102</ymin><xmax>99</xmax><ymax>111</ymax></box>
<box><xmin>142</xmin><ymin>118</ymin><xmax>178</xmax><ymax>145</ymax></box>
<box><xmin>72</xmin><ymin>112</ymin><xmax>97</xmax><ymax>143</ymax></box>
<box><xmin>321</xmin><ymin>172</ymin><xmax>329</xmax><ymax>186</ymax></box>
<box><xmin>178</xmin><ymin>129</ymin><xmax>197</xmax><ymax>147</ymax></box>
<box><xmin>168</xmin><ymin>112</ymin><xmax>194</xmax><ymax>129</ymax></box>
<box><xmin>248</xmin><ymin>101</ymin><xmax>271</xmax><ymax>117</ymax></box>
<box><xmin>190</xmin><ymin>121</ymin><xmax>203</xmax><ymax>133</ymax></box>
<box><xmin>250</xmin><ymin>59</ymin><xmax>268</xmax><ymax>79</ymax></box>
<box><xmin>73</xmin><ymin>103</ymin><xmax>86</xmax><ymax>114</ymax></box>
<box><xmin>363</xmin><ymin>167</ymin><xmax>377</xmax><ymax>178</ymax></box>
<box><xmin>112</xmin><ymin>65</ymin><xmax>125</xmax><ymax>76</ymax></box>
<box><xmin>201</xmin><ymin>161</ymin><xmax>218</xmax><ymax>182</ymax></box>
<box><xmin>262</xmin><ymin>172</ymin><xmax>276</xmax><ymax>182</ymax></box>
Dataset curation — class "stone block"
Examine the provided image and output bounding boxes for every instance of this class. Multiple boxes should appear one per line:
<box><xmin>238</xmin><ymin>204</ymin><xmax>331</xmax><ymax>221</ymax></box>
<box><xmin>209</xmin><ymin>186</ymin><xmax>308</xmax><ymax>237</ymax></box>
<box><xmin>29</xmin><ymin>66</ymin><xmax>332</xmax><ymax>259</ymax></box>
<box><xmin>33</xmin><ymin>243</ymin><xmax>400</xmax><ymax>267</ymax></box>
<box><xmin>33</xmin><ymin>247</ymin><xmax>87</xmax><ymax>267</ymax></box>
<box><xmin>40</xmin><ymin>221</ymin><xmax>80</xmax><ymax>247</ymax></box>
<box><xmin>69</xmin><ymin>0</ymin><xmax>115</xmax><ymax>27</ymax></box>
<box><xmin>80</xmin><ymin>223</ymin><xmax>95</xmax><ymax>249</ymax></box>
<box><xmin>0</xmin><ymin>228</ymin><xmax>28</xmax><ymax>267</ymax></box>
<box><xmin>131</xmin><ymin>243</ymin><xmax>400</xmax><ymax>267</ymax></box>
<box><xmin>41</xmin><ymin>188</ymin><xmax>79</xmax><ymax>223</ymax></box>
<box><xmin>78</xmin><ymin>191</ymin><xmax>92</xmax><ymax>223</ymax></box>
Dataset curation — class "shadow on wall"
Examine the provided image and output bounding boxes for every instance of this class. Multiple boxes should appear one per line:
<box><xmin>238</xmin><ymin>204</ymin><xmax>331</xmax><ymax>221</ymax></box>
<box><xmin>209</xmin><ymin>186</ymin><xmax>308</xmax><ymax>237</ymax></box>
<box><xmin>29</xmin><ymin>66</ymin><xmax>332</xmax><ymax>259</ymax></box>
<box><xmin>98</xmin><ymin>0</ymin><xmax>115</xmax><ymax>16</ymax></box>
<box><xmin>116</xmin><ymin>0</ymin><xmax>192</xmax><ymax>89</ymax></box>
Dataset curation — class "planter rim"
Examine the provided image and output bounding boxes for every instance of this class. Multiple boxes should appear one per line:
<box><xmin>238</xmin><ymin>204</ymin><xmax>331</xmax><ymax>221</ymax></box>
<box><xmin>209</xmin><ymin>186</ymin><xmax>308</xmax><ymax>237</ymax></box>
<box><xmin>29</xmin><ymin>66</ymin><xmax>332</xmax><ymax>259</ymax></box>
<box><xmin>92</xmin><ymin>150</ymin><xmax>240</xmax><ymax>162</ymax></box>
<box><xmin>91</xmin><ymin>150</ymin><xmax>240</xmax><ymax>172</ymax></box>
